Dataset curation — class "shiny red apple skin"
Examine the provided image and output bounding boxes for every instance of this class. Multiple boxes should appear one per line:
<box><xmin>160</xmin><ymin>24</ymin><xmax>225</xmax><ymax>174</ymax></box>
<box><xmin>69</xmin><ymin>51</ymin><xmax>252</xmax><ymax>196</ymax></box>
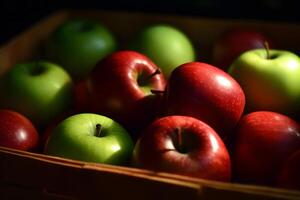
<box><xmin>0</xmin><ymin>109</ymin><xmax>39</xmax><ymax>151</ymax></box>
<box><xmin>132</xmin><ymin>115</ymin><xmax>231</xmax><ymax>182</ymax></box>
<box><xmin>166</xmin><ymin>62</ymin><xmax>245</xmax><ymax>139</ymax></box>
<box><xmin>277</xmin><ymin>150</ymin><xmax>300</xmax><ymax>190</ymax></box>
<box><xmin>233</xmin><ymin>111</ymin><xmax>300</xmax><ymax>186</ymax></box>
<box><xmin>212</xmin><ymin>28</ymin><xmax>272</xmax><ymax>70</ymax></box>
<box><xmin>88</xmin><ymin>50</ymin><xmax>166</xmax><ymax>137</ymax></box>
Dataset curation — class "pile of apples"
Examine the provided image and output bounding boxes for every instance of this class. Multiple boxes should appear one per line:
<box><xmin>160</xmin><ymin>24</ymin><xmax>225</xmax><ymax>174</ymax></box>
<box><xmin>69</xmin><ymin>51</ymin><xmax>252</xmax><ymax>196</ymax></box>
<box><xmin>1</xmin><ymin>18</ymin><xmax>300</xmax><ymax>191</ymax></box>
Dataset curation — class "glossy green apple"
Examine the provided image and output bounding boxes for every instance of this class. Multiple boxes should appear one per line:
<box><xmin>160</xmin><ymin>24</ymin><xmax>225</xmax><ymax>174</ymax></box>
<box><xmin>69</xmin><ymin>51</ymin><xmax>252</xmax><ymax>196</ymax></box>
<box><xmin>130</xmin><ymin>24</ymin><xmax>196</xmax><ymax>78</ymax></box>
<box><xmin>229</xmin><ymin>49</ymin><xmax>300</xmax><ymax>115</ymax></box>
<box><xmin>45</xmin><ymin>19</ymin><xmax>117</xmax><ymax>80</ymax></box>
<box><xmin>44</xmin><ymin>113</ymin><xmax>134</xmax><ymax>165</ymax></box>
<box><xmin>0</xmin><ymin>61</ymin><xmax>73</xmax><ymax>126</ymax></box>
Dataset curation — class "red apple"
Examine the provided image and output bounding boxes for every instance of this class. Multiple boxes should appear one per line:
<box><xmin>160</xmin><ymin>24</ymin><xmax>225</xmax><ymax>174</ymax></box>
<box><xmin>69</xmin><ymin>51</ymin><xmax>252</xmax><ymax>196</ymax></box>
<box><xmin>88</xmin><ymin>50</ymin><xmax>166</xmax><ymax>138</ymax></box>
<box><xmin>212</xmin><ymin>28</ymin><xmax>273</xmax><ymax>70</ymax></box>
<box><xmin>73</xmin><ymin>79</ymin><xmax>92</xmax><ymax>112</ymax></box>
<box><xmin>232</xmin><ymin>111</ymin><xmax>300</xmax><ymax>186</ymax></box>
<box><xmin>0</xmin><ymin>109</ymin><xmax>39</xmax><ymax>151</ymax></box>
<box><xmin>277</xmin><ymin>150</ymin><xmax>300</xmax><ymax>190</ymax></box>
<box><xmin>165</xmin><ymin>62</ymin><xmax>245</xmax><ymax>140</ymax></box>
<box><xmin>132</xmin><ymin>115</ymin><xmax>231</xmax><ymax>182</ymax></box>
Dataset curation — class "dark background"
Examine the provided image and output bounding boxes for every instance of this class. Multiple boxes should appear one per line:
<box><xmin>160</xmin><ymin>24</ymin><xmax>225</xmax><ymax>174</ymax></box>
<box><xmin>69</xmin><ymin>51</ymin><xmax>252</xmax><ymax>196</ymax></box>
<box><xmin>0</xmin><ymin>0</ymin><xmax>300</xmax><ymax>45</ymax></box>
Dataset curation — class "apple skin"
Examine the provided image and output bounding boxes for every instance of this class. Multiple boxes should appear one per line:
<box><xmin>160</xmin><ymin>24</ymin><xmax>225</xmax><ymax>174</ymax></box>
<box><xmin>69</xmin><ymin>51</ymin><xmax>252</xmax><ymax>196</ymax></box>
<box><xmin>277</xmin><ymin>150</ymin><xmax>300</xmax><ymax>190</ymax></box>
<box><xmin>132</xmin><ymin>115</ymin><xmax>231</xmax><ymax>182</ymax></box>
<box><xmin>0</xmin><ymin>61</ymin><xmax>73</xmax><ymax>127</ymax></box>
<box><xmin>165</xmin><ymin>62</ymin><xmax>245</xmax><ymax>139</ymax></box>
<box><xmin>39</xmin><ymin>110</ymin><xmax>78</xmax><ymax>153</ymax></box>
<box><xmin>73</xmin><ymin>79</ymin><xmax>92</xmax><ymax>112</ymax></box>
<box><xmin>232</xmin><ymin>111</ymin><xmax>300</xmax><ymax>186</ymax></box>
<box><xmin>0</xmin><ymin>109</ymin><xmax>39</xmax><ymax>151</ymax></box>
<box><xmin>45</xmin><ymin>19</ymin><xmax>117</xmax><ymax>81</ymax></box>
<box><xmin>212</xmin><ymin>28</ymin><xmax>272</xmax><ymax>70</ymax></box>
<box><xmin>229</xmin><ymin>49</ymin><xmax>300</xmax><ymax>115</ymax></box>
<box><xmin>130</xmin><ymin>24</ymin><xmax>195</xmax><ymax>78</ymax></box>
<box><xmin>88</xmin><ymin>50</ymin><xmax>166</xmax><ymax>138</ymax></box>
<box><xmin>44</xmin><ymin>113</ymin><xmax>134</xmax><ymax>165</ymax></box>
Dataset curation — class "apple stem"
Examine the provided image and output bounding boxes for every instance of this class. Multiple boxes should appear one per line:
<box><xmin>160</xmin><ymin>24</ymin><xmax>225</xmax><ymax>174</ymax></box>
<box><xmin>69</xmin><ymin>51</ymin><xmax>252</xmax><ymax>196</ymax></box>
<box><xmin>95</xmin><ymin>124</ymin><xmax>102</xmax><ymax>137</ymax></box>
<box><xmin>264</xmin><ymin>41</ymin><xmax>270</xmax><ymax>59</ymax></box>
<box><xmin>139</xmin><ymin>69</ymin><xmax>161</xmax><ymax>85</ymax></box>
<box><xmin>150</xmin><ymin>89</ymin><xmax>165</xmax><ymax>95</ymax></box>
<box><xmin>175</xmin><ymin>127</ymin><xmax>183</xmax><ymax>152</ymax></box>
<box><xmin>148</xmin><ymin>69</ymin><xmax>161</xmax><ymax>79</ymax></box>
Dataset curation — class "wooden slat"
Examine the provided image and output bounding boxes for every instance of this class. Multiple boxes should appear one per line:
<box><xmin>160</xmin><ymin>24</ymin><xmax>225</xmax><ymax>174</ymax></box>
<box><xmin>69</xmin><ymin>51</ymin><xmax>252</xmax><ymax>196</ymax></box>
<box><xmin>1</xmin><ymin>147</ymin><xmax>300</xmax><ymax>199</ymax></box>
<box><xmin>0</xmin><ymin>147</ymin><xmax>200</xmax><ymax>200</ymax></box>
<box><xmin>0</xmin><ymin>182</ymin><xmax>74</xmax><ymax>200</ymax></box>
<box><xmin>0</xmin><ymin>10</ymin><xmax>69</xmax><ymax>76</ymax></box>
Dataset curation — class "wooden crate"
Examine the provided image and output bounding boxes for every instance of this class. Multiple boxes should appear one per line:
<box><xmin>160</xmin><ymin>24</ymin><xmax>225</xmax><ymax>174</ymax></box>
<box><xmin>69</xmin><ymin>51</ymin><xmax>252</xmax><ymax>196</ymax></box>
<box><xmin>1</xmin><ymin>10</ymin><xmax>300</xmax><ymax>200</ymax></box>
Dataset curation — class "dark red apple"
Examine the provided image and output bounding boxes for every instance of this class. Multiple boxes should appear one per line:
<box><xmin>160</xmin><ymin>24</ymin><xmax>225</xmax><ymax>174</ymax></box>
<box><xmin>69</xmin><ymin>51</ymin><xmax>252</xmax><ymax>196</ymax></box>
<box><xmin>277</xmin><ymin>150</ymin><xmax>300</xmax><ymax>190</ymax></box>
<box><xmin>165</xmin><ymin>62</ymin><xmax>245</xmax><ymax>140</ymax></box>
<box><xmin>132</xmin><ymin>115</ymin><xmax>231</xmax><ymax>182</ymax></box>
<box><xmin>212</xmin><ymin>28</ymin><xmax>273</xmax><ymax>70</ymax></box>
<box><xmin>0</xmin><ymin>109</ymin><xmax>39</xmax><ymax>151</ymax></box>
<box><xmin>232</xmin><ymin>111</ymin><xmax>300</xmax><ymax>186</ymax></box>
<box><xmin>88</xmin><ymin>50</ymin><xmax>166</xmax><ymax>138</ymax></box>
<box><xmin>73</xmin><ymin>79</ymin><xmax>92</xmax><ymax>112</ymax></box>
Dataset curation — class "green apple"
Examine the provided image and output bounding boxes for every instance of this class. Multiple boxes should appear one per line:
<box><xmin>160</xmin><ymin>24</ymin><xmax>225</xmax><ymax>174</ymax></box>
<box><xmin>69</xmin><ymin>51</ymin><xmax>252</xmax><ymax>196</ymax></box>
<box><xmin>45</xmin><ymin>19</ymin><xmax>117</xmax><ymax>80</ymax></box>
<box><xmin>0</xmin><ymin>61</ymin><xmax>73</xmax><ymax>126</ymax></box>
<box><xmin>130</xmin><ymin>24</ymin><xmax>196</xmax><ymax>78</ymax></box>
<box><xmin>228</xmin><ymin>49</ymin><xmax>300</xmax><ymax>115</ymax></box>
<box><xmin>44</xmin><ymin>113</ymin><xmax>134</xmax><ymax>165</ymax></box>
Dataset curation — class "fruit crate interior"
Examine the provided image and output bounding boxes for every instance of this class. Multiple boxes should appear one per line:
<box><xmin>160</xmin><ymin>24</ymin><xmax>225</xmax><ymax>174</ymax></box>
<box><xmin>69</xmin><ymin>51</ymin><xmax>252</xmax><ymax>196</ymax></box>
<box><xmin>1</xmin><ymin>9</ymin><xmax>300</xmax><ymax>200</ymax></box>
<box><xmin>1</xmin><ymin>10</ymin><xmax>300</xmax><ymax>75</ymax></box>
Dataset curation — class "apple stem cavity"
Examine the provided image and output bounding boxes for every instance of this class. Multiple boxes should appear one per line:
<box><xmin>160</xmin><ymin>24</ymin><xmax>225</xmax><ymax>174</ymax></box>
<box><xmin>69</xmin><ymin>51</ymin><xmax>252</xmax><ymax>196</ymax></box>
<box><xmin>78</xmin><ymin>22</ymin><xmax>94</xmax><ymax>32</ymax></box>
<box><xmin>264</xmin><ymin>41</ymin><xmax>270</xmax><ymax>59</ymax></box>
<box><xmin>148</xmin><ymin>68</ymin><xmax>161</xmax><ymax>80</ymax></box>
<box><xmin>30</xmin><ymin>61</ymin><xmax>45</xmax><ymax>76</ymax></box>
<box><xmin>95</xmin><ymin>124</ymin><xmax>102</xmax><ymax>137</ymax></box>
<box><xmin>175</xmin><ymin>127</ymin><xmax>183</xmax><ymax>152</ymax></box>
<box><xmin>138</xmin><ymin>69</ymin><xmax>161</xmax><ymax>86</ymax></box>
